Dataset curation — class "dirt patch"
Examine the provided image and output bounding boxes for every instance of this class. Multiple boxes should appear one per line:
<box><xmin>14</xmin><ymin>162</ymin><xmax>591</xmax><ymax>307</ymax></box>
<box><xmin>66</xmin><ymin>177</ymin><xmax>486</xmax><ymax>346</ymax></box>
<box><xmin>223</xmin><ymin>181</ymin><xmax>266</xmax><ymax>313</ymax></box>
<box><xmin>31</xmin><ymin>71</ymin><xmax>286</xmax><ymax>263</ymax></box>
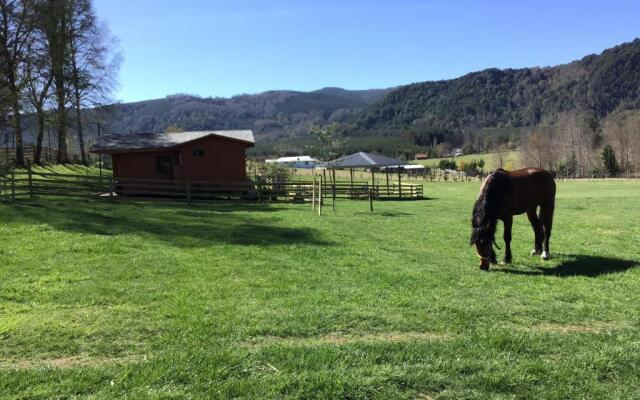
<box><xmin>246</xmin><ymin>331</ymin><xmax>447</xmax><ymax>347</ymax></box>
<box><xmin>0</xmin><ymin>354</ymin><xmax>146</xmax><ymax>370</ymax></box>
<box><xmin>532</xmin><ymin>322</ymin><xmax>621</xmax><ymax>334</ymax></box>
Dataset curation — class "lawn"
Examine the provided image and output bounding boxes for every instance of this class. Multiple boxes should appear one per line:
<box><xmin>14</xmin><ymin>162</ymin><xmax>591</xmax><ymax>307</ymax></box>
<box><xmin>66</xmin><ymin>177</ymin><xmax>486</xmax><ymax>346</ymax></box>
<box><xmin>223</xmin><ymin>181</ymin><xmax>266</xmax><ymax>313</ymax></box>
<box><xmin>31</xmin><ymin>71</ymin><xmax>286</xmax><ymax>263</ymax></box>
<box><xmin>1</xmin><ymin>180</ymin><xmax>639</xmax><ymax>399</ymax></box>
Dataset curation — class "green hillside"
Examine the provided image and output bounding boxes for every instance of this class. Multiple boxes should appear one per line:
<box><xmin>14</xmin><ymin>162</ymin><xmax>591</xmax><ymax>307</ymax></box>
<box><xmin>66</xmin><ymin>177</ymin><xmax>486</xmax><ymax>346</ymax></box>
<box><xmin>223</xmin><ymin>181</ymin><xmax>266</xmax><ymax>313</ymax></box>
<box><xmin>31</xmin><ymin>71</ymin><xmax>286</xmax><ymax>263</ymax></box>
<box><xmin>95</xmin><ymin>88</ymin><xmax>391</xmax><ymax>143</ymax></box>
<box><xmin>356</xmin><ymin>39</ymin><xmax>640</xmax><ymax>134</ymax></box>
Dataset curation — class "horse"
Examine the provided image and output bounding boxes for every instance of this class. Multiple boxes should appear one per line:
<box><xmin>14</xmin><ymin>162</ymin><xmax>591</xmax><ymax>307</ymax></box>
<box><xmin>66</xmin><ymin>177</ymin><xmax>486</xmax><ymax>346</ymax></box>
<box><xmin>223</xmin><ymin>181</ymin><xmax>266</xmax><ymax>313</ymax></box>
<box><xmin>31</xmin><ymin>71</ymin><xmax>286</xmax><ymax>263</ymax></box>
<box><xmin>470</xmin><ymin>168</ymin><xmax>556</xmax><ymax>270</ymax></box>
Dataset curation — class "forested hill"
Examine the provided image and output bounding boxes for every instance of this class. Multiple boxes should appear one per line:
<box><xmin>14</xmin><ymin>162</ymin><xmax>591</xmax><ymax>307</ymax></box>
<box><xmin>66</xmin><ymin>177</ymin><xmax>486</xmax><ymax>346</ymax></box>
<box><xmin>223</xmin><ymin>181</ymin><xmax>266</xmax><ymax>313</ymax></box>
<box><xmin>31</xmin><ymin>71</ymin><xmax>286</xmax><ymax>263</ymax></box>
<box><xmin>99</xmin><ymin>87</ymin><xmax>390</xmax><ymax>142</ymax></box>
<box><xmin>355</xmin><ymin>39</ymin><xmax>640</xmax><ymax>134</ymax></box>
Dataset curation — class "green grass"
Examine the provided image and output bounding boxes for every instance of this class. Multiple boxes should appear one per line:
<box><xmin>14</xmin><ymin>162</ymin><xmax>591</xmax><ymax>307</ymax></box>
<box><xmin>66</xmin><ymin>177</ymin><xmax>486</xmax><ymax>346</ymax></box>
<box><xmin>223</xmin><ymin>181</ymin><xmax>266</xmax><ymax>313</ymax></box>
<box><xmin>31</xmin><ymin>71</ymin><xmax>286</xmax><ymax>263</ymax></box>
<box><xmin>415</xmin><ymin>151</ymin><xmax>521</xmax><ymax>171</ymax></box>
<box><xmin>1</xmin><ymin>180</ymin><xmax>639</xmax><ymax>399</ymax></box>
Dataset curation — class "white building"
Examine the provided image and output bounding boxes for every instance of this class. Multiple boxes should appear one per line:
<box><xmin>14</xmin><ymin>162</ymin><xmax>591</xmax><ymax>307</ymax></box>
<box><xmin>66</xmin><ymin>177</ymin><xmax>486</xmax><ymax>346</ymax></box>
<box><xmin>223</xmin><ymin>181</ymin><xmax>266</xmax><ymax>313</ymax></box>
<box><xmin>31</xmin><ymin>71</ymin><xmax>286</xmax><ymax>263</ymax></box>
<box><xmin>265</xmin><ymin>155</ymin><xmax>319</xmax><ymax>169</ymax></box>
<box><xmin>380</xmin><ymin>164</ymin><xmax>426</xmax><ymax>174</ymax></box>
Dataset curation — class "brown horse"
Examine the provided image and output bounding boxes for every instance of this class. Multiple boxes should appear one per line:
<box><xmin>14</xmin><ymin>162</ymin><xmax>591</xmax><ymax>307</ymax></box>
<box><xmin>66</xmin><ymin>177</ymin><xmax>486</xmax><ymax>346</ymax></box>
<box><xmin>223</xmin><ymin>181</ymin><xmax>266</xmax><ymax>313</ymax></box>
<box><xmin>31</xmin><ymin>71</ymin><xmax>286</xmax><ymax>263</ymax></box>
<box><xmin>470</xmin><ymin>168</ymin><xmax>556</xmax><ymax>270</ymax></box>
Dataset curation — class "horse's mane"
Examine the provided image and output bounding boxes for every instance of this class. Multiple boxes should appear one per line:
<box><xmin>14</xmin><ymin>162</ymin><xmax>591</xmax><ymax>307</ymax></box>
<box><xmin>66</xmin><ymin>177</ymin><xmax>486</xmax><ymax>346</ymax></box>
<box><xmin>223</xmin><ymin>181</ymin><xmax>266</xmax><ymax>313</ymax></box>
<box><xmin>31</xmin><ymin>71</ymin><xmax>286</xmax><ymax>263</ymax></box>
<box><xmin>470</xmin><ymin>169</ymin><xmax>513</xmax><ymax>246</ymax></box>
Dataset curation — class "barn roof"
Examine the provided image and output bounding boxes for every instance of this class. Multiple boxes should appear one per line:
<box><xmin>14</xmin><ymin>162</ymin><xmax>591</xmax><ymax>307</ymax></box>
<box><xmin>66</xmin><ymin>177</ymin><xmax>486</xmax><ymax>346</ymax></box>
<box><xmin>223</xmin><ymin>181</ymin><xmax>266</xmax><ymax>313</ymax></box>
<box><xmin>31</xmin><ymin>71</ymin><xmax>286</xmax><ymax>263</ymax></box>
<box><xmin>90</xmin><ymin>130</ymin><xmax>254</xmax><ymax>153</ymax></box>
<box><xmin>326</xmin><ymin>152</ymin><xmax>405</xmax><ymax>169</ymax></box>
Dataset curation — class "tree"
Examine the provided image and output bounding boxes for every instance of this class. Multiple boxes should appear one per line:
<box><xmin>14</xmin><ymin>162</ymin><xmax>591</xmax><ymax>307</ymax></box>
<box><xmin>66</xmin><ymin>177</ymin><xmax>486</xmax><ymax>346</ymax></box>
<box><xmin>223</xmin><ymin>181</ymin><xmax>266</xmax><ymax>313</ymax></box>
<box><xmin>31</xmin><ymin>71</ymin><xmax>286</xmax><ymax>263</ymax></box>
<box><xmin>438</xmin><ymin>159</ymin><xmax>456</xmax><ymax>170</ymax></box>
<box><xmin>308</xmin><ymin>124</ymin><xmax>344</xmax><ymax>162</ymax></box>
<box><xmin>604</xmin><ymin>112</ymin><xmax>635</xmax><ymax>176</ymax></box>
<box><xmin>557</xmin><ymin>112</ymin><xmax>600</xmax><ymax>177</ymax></box>
<box><xmin>23</xmin><ymin>21</ymin><xmax>53</xmax><ymax>164</ymax></box>
<box><xmin>164</xmin><ymin>125</ymin><xmax>184</xmax><ymax>133</ymax></box>
<box><xmin>522</xmin><ymin>130</ymin><xmax>555</xmax><ymax>170</ymax></box>
<box><xmin>0</xmin><ymin>0</ymin><xmax>32</xmax><ymax>166</ymax></box>
<box><xmin>67</xmin><ymin>0</ymin><xmax>120</xmax><ymax>164</ymax></box>
<box><xmin>37</xmin><ymin>0</ymin><xmax>70</xmax><ymax>163</ymax></box>
<box><xmin>493</xmin><ymin>144</ymin><xmax>508</xmax><ymax>169</ymax></box>
<box><xmin>600</xmin><ymin>145</ymin><xmax>619</xmax><ymax>176</ymax></box>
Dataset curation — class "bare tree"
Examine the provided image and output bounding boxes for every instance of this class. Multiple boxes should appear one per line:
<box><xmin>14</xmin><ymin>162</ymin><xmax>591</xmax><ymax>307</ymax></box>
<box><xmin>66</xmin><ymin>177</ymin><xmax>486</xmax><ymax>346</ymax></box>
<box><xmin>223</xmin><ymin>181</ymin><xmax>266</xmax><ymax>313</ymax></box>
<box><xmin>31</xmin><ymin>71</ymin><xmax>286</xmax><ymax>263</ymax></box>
<box><xmin>522</xmin><ymin>129</ymin><xmax>557</xmax><ymax>170</ymax></box>
<box><xmin>67</xmin><ymin>0</ymin><xmax>119</xmax><ymax>164</ymax></box>
<box><xmin>493</xmin><ymin>144</ymin><xmax>508</xmax><ymax>169</ymax></box>
<box><xmin>556</xmin><ymin>112</ymin><xmax>600</xmax><ymax>177</ymax></box>
<box><xmin>23</xmin><ymin>24</ymin><xmax>52</xmax><ymax>164</ymax></box>
<box><xmin>0</xmin><ymin>0</ymin><xmax>32</xmax><ymax>166</ymax></box>
<box><xmin>36</xmin><ymin>0</ymin><xmax>70</xmax><ymax>163</ymax></box>
<box><xmin>604</xmin><ymin>111</ymin><xmax>636</xmax><ymax>176</ymax></box>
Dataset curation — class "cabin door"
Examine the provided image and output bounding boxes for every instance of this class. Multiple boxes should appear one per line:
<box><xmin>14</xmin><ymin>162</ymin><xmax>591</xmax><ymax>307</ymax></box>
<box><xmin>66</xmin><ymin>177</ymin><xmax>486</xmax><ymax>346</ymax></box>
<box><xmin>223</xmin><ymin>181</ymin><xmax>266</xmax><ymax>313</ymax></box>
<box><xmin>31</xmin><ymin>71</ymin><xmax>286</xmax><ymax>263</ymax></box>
<box><xmin>155</xmin><ymin>154</ymin><xmax>173</xmax><ymax>180</ymax></box>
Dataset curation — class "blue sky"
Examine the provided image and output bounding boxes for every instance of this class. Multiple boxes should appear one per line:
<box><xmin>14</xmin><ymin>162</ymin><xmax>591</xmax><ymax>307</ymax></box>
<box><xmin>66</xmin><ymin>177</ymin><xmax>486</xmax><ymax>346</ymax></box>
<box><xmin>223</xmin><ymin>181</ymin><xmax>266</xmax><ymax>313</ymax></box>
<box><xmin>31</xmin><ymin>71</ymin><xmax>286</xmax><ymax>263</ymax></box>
<box><xmin>94</xmin><ymin>0</ymin><xmax>640</xmax><ymax>103</ymax></box>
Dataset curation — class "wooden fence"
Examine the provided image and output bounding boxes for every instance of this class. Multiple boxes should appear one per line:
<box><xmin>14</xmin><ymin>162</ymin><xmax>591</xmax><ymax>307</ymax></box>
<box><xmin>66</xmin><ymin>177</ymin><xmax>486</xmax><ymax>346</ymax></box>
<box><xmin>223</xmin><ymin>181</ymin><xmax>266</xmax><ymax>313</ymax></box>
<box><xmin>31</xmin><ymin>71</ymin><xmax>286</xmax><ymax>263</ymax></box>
<box><xmin>0</xmin><ymin>145</ymin><xmax>62</xmax><ymax>166</ymax></box>
<box><xmin>0</xmin><ymin>169</ymin><xmax>424</xmax><ymax>204</ymax></box>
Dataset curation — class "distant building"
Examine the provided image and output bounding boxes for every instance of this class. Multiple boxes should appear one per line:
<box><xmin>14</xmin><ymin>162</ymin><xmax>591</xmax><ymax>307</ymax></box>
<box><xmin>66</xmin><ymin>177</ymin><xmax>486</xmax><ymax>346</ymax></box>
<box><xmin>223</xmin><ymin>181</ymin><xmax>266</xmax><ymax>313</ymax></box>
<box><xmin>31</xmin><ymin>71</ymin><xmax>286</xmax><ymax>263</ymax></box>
<box><xmin>453</xmin><ymin>148</ymin><xmax>464</xmax><ymax>157</ymax></box>
<box><xmin>415</xmin><ymin>153</ymin><xmax>429</xmax><ymax>160</ymax></box>
<box><xmin>91</xmin><ymin>130</ymin><xmax>254</xmax><ymax>182</ymax></box>
<box><xmin>265</xmin><ymin>155</ymin><xmax>318</xmax><ymax>169</ymax></box>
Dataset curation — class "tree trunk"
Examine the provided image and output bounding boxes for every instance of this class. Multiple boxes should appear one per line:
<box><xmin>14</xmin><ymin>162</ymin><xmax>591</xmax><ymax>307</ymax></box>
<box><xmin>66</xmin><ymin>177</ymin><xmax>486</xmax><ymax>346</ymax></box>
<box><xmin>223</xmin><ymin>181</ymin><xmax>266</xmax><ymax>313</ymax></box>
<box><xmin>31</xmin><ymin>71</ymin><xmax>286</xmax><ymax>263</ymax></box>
<box><xmin>8</xmin><ymin>74</ymin><xmax>24</xmax><ymax>166</ymax></box>
<box><xmin>11</xmin><ymin>99</ymin><xmax>24</xmax><ymax>166</ymax></box>
<box><xmin>34</xmin><ymin>111</ymin><xmax>45</xmax><ymax>164</ymax></box>
<box><xmin>74</xmin><ymin>104</ymin><xmax>86</xmax><ymax>164</ymax></box>
<box><xmin>55</xmin><ymin>78</ymin><xmax>68</xmax><ymax>163</ymax></box>
<box><xmin>71</xmin><ymin>52</ymin><xmax>86</xmax><ymax>164</ymax></box>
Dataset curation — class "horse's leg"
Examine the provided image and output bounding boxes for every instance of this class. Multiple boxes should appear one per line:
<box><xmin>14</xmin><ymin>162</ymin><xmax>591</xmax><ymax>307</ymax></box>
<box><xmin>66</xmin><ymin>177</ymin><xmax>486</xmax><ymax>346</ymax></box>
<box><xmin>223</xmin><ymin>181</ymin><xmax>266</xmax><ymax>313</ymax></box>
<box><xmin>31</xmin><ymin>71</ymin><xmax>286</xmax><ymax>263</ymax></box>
<box><xmin>527</xmin><ymin>208</ymin><xmax>543</xmax><ymax>256</ymax></box>
<box><xmin>540</xmin><ymin>202</ymin><xmax>554</xmax><ymax>260</ymax></box>
<box><xmin>503</xmin><ymin>215</ymin><xmax>513</xmax><ymax>263</ymax></box>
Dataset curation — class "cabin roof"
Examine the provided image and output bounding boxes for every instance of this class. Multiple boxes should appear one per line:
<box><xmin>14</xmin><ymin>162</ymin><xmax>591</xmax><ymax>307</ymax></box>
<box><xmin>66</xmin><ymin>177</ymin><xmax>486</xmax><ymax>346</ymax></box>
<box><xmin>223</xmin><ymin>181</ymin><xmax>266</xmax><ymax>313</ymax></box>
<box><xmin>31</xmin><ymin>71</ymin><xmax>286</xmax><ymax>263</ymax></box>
<box><xmin>90</xmin><ymin>130</ymin><xmax>254</xmax><ymax>153</ymax></box>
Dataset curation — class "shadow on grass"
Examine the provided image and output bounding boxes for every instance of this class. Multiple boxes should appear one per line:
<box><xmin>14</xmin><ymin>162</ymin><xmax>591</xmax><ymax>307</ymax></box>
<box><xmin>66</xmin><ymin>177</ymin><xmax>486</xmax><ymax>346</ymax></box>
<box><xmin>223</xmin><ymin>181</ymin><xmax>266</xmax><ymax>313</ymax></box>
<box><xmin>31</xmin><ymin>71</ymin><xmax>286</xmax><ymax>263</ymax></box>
<box><xmin>496</xmin><ymin>254</ymin><xmax>638</xmax><ymax>277</ymax></box>
<box><xmin>5</xmin><ymin>200</ymin><xmax>331</xmax><ymax>248</ymax></box>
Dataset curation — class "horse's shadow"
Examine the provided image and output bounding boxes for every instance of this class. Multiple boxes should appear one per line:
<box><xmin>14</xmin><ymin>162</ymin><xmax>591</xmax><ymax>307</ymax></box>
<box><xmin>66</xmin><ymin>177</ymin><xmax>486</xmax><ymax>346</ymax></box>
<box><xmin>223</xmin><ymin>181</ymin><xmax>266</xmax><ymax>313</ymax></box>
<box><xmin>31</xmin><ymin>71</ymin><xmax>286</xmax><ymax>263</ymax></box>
<box><xmin>495</xmin><ymin>254</ymin><xmax>638</xmax><ymax>278</ymax></box>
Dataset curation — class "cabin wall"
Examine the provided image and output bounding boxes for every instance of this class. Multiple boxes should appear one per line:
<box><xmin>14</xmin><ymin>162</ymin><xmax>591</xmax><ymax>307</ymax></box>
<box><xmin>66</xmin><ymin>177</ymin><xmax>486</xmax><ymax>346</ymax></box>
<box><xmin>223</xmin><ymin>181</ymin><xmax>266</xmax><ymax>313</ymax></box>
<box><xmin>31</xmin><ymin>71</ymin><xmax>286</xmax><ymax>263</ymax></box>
<box><xmin>177</xmin><ymin>136</ymin><xmax>249</xmax><ymax>182</ymax></box>
<box><xmin>110</xmin><ymin>136</ymin><xmax>250</xmax><ymax>182</ymax></box>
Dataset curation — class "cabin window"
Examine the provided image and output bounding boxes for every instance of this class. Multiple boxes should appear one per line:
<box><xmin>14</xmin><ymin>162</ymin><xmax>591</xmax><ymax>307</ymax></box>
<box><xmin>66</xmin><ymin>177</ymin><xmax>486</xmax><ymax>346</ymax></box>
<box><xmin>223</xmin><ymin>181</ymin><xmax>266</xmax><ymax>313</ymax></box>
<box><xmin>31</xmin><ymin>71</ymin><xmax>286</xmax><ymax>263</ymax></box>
<box><xmin>193</xmin><ymin>149</ymin><xmax>205</xmax><ymax>156</ymax></box>
<box><xmin>156</xmin><ymin>155</ymin><xmax>172</xmax><ymax>173</ymax></box>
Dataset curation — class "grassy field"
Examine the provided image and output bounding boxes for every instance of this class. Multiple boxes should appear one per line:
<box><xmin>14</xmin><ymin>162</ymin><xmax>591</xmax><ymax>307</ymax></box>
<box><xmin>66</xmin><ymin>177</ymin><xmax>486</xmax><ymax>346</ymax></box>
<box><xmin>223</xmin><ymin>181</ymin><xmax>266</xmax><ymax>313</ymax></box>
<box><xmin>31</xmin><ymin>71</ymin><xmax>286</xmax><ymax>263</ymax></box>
<box><xmin>1</xmin><ymin>180</ymin><xmax>639</xmax><ymax>399</ymax></box>
<box><xmin>414</xmin><ymin>151</ymin><xmax>521</xmax><ymax>171</ymax></box>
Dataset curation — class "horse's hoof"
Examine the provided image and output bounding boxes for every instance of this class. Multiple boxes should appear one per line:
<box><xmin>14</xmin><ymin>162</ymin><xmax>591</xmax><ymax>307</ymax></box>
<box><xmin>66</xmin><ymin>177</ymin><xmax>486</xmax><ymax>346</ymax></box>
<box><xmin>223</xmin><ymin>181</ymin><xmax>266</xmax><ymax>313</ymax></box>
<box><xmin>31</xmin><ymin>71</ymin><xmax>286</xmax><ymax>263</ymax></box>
<box><xmin>503</xmin><ymin>258</ymin><xmax>512</xmax><ymax>264</ymax></box>
<box><xmin>542</xmin><ymin>251</ymin><xmax>552</xmax><ymax>260</ymax></box>
<box><xmin>479</xmin><ymin>265</ymin><xmax>490</xmax><ymax>271</ymax></box>
<box><xmin>530</xmin><ymin>249</ymin><xmax>542</xmax><ymax>256</ymax></box>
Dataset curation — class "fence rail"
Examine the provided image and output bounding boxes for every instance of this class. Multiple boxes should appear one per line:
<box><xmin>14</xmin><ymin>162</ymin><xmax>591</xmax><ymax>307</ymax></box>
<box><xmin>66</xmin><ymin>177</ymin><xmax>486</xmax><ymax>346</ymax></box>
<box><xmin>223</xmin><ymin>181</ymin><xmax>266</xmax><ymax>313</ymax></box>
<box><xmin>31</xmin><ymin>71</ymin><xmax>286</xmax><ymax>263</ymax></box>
<box><xmin>0</xmin><ymin>168</ymin><xmax>424</xmax><ymax>203</ymax></box>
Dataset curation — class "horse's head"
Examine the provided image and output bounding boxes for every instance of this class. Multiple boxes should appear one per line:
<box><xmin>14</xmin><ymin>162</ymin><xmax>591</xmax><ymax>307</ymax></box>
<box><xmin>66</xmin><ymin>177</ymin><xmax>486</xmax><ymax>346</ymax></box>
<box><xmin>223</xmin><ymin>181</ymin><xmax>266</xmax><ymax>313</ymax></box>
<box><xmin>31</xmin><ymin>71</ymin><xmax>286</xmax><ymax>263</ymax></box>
<box><xmin>470</xmin><ymin>228</ymin><xmax>494</xmax><ymax>270</ymax></box>
<box><xmin>470</xmin><ymin>198</ymin><xmax>498</xmax><ymax>270</ymax></box>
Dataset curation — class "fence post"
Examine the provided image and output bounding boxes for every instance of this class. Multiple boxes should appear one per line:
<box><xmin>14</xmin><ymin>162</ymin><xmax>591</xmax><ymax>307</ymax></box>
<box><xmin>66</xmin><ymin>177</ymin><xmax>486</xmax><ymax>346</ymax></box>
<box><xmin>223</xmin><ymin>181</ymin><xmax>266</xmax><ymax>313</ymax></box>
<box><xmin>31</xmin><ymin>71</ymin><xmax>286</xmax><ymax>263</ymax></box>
<box><xmin>318</xmin><ymin>175</ymin><xmax>323</xmax><ymax>216</ymax></box>
<box><xmin>332</xmin><ymin>169</ymin><xmax>336</xmax><ymax>212</ymax></box>
<box><xmin>186</xmin><ymin>181</ymin><xmax>192</xmax><ymax>205</ymax></box>
<box><xmin>257</xmin><ymin>177</ymin><xmax>262</xmax><ymax>202</ymax></box>
<box><xmin>109</xmin><ymin>178</ymin><xmax>114</xmax><ymax>200</ymax></box>
<box><xmin>369</xmin><ymin>188</ymin><xmax>373</xmax><ymax>212</ymax></box>
<box><xmin>11</xmin><ymin>169</ymin><xmax>15</xmax><ymax>201</ymax></box>
<box><xmin>312</xmin><ymin>174</ymin><xmax>316</xmax><ymax>211</ymax></box>
<box><xmin>28</xmin><ymin>161</ymin><xmax>33</xmax><ymax>199</ymax></box>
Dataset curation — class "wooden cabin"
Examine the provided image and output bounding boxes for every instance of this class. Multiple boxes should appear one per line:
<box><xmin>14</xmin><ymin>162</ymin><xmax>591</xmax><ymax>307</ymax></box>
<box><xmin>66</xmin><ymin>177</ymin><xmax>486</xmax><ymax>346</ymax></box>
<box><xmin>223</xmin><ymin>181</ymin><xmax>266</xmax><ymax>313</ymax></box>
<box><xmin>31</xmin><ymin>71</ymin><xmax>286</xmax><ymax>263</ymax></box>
<box><xmin>90</xmin><ymin>130</ymin><xmax>254</xmax><ymax>182</ymax></box>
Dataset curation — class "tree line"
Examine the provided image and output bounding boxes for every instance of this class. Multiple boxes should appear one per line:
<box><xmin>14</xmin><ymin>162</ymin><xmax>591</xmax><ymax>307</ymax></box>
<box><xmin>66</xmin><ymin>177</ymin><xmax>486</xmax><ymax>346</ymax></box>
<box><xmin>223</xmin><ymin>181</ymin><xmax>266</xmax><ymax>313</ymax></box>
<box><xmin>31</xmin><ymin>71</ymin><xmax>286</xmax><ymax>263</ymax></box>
<box><xmin>521</xmin><ymin>111</ymin><xmax>640</xmax><ymax>177</ymax></box>
<box><xmin>0</xmin><ymin>0</ymin><xmax>118</xmax><ymax>166</ymax></box>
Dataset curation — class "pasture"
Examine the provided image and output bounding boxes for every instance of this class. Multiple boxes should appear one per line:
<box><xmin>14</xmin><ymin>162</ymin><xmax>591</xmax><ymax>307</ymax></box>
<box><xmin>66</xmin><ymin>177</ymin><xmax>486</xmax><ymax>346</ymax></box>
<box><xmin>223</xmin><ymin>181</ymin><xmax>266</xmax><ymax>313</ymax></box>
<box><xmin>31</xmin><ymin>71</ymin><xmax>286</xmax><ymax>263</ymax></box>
<box><xmin>1</xmin><ymin>180</ymin><xmax>639</xmax><ymax>399</ymax></box>
<box><xmin>414</xmin><ymin>151</ymin><xmax>521</xmax><ymax>171</ymax></box>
